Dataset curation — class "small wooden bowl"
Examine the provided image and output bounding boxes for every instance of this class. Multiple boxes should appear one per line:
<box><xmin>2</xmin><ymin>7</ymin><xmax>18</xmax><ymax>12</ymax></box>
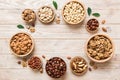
<box><xmin>22</xmin><ymin>9</ymin><xmax>36</xmax><ymax>24</ymax></box>
<box><xmin>85</xmin><ymin>34</ymin><xmax>114</xmax><ymax>63</ymax></box>
<box><xmin>85</xmin><ymin>18</ymin><xmax>99</xmax><ymax>34</ymax></box>
<box><xmin>37</xmin><ymin>6</ymin><xmax>55</xmax><ymax>24</ymax></box>
<box><xmin>70</xmin><ymin>56</ymin><xmax>88</xmax><ymax>76</ymax></box>
<box><xmin>62</xmin><ymin>0</ymin><xmax>86</xmax><ymax>24</ymax></box>
<box><xmin>9</xmin><ymin>32</ymin><xmax>34</xmax><ymax>57</ymax></box>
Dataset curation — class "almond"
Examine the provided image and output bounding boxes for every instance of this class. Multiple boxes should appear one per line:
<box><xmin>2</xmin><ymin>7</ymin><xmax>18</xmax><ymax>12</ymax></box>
<box><xmin>102</xmin><ymin>27</ymin><xmax>107</xmax><ymax>32</ymax></box>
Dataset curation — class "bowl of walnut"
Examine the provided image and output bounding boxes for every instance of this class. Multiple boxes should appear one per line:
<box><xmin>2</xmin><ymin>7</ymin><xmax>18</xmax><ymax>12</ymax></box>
<box><xmin>62</xmin><ymin>0</ymin><xmax>86</xmax><ymax>24</ymax></box>
<box><xmin>85</xmin><ymin>34</ymin><xmax>114</xmax><ymax>63</ymax></box>
<box><xmin>10</xmin><ymin>32</ymin><xmax>34</xmax><ymax>57</ymax></box>
<box><xmin>38</xmin><ymin>6</ymin><xmax>55</xmax><ymax>24</ymax></box>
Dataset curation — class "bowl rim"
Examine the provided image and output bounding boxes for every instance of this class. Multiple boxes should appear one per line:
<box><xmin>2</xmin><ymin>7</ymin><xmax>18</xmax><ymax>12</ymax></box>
<box><xmin>62</xmin><ymin>0</ymin><xmax>86</xmax><ymax>24</ymax></box>
<box><xmin>85</xmin><ymin>33</ymin><xmax>115</xmax><ymax>63</ymax></box>
<box><xmin>37</xmin><ymin>6</ymin><xmax>55</xmax><ymax>24</ymax></box>
<box><xmin>9</xmin><ymin>32</ymin><xmax>34</xmax><ymax>57</ymax></box>
<box><xmin>70</xmin><ymin>56</ymin><xmax>88</xmax><ymax>76</ymax></box>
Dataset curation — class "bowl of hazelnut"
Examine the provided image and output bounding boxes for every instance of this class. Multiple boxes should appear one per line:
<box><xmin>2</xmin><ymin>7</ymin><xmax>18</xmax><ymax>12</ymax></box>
<box><xmin>85</xmin><ymin>34</ymin><xmax>114</xmax><ymax>63</ymax></box>
<box><xmin>62</xmin><ymin>0</ymin><xmax>86</xmax><ymax>24</ymax></box>
<box><xmin>45</xmin><ymin>57</ymin><xmax>67</xmax><ymax>78</ymax></box>
<box><xmin>10</xmin><ymin>32</ymin><xmax>34</xmax><ymax>57</ymax></box>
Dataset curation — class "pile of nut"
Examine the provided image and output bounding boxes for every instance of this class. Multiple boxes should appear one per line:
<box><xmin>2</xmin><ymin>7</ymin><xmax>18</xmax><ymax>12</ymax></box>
<box><xmin>10</xmin><ymin>33</ymin><xmax>33</xmax><ymax>55</ymax></box>
<box><xmin>87</xmin><ymin>35</ymin><xmax>113</xmax><ymax>60</ymax></box>
<box><xmin>38</xmin><ymin>6</ymin><xmax>55</xmax><ymax>23</ymax></box>
<box><xmin>70</xmin><ymin>56</ymin><xmax>88</xmax><ymax>75</ymax></box>
<box><xmin>86</xmin><ymin>19</ymin><xmax>99</xmax><ymax>33</ymax></box>
<box><xmin>28</xmin><ymin>56</ymin><xmax>42</xmax><ymax>70</ymax></box>
<box><xmin>63</xmin><ymin>1</ymin><xmax>85</xmax><ymax>24</ymax></box>
<box><xmin>22</xmin><ymin>9</ymin><xmax>36</xmax><ymax>23</ymax></box>
<box><xmin>46</xmin><ymin>57</ymin><xmax>66</xmax><ymax>78</ymax></box>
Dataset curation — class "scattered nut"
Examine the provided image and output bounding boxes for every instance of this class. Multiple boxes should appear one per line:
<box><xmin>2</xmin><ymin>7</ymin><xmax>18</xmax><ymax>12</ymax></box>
<box><xmin>10</xmin><ymin>33</ymin><xmax>33</xmax><ymax>55</ymax></box>
<box><xmin>88</xmin><ymin>67</ymin><xmax>92</xmax><ymax>71</ymax></box>
<box><xmin>63</xmin><ymin>1</ymin><xmax>85</xmax><ymax>24</ymax></box>
<box><xmin>42</xmin><ymin>55</ymin><xmax>46</xmax><ymax>59</ymax></box>
<box><xmin>101</xmin><ymin>20</ymin><xmax>106</xmax><ymax>24</ymax></box>
<box><xmin>89</xmin><ymin>61</ymin><xmax>95</xmax><ymax>66</ymax></box>
<box><xmin>22</xmin><ymin>61</ymin><xmax>27</xmax><ymax>67</ymax></box>
<box><xmin>70</xmin><ymin>56</ymin><xmax>88</xmax><ymax>76</ymax></box>
<box><xmin>67</xmin><ymin>56</ymin><xmax>71</xmax><ymax>60</ymax></box>
<box><xmin>102</xmin><ymin>27</ymin><xmax>107</xmax><ymax>32</ymax></box>
<box><xmin>17</xmin><ymin>61</ymin><xmax>21</xmax><ymax>64</ymax></box>
<box><xmin>93</xmin><ymin>65</ymin><xmax>98</xmax><ymax>69</ymax></box>
<box><xmin>40</xmin><ymin>68</ymin><xmax>43</xmax><ymax>73</ymax></box>
<box><xmin>30</xmin><ymin>27</ymin><xmax>35</xmax><ymax>33</ymax></box>
<box><xmin>38</xmin><ymin>6</ymin><xmax>55</xmax><ymax>24</ymax></box>
<box><xmin>55</xmin><ymin>16</ymin><xmax>60</xmax><ymax>24</ymax></box>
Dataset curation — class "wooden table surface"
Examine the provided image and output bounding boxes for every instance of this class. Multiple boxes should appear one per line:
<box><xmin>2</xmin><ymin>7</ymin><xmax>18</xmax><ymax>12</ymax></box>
<box><xmin>0</xmin><ymin>0</ymin><xmax>120</xmax><ymax>80</ymax></box>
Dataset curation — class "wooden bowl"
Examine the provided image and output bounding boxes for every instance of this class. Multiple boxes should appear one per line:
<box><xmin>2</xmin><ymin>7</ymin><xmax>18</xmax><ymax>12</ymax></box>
<box><xmin>62</xmin><ymin>0</ymin><xmax>86</xmax><ymax>24</ymax></box>
<box><xmin>85</xmin><ymin>34</ymin><xmax>114</xmax><ymax>63</ymax></box>
<box><xmin>9</xmin><ymin>32</ymin><xmax>34</xmax><ymax>57</ymax></box>
<box><xmin>22</xmin><ymin>9</ymin><xmax>36</xmax><ymax>24</ymax></box>
<box><xmin>37</xmin><ymin>6</ymin><xmax>55</xmax><ymax>24</ymax></box>
<box><xmin>70</xmin><ymin>56</ymin><xmax>88</xmax><ymax>76</ymax></box>
<box><xmin>85</xmin><ymin>18</ymin><xmax>99</xmax><ymax>34</ymax></box>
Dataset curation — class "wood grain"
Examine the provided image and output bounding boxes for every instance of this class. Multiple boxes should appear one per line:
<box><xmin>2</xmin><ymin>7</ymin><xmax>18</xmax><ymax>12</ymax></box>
<box><xmin>0</xmin><ymin>0</ymin><xmax>120</xmax><ymax>80</ymax></box>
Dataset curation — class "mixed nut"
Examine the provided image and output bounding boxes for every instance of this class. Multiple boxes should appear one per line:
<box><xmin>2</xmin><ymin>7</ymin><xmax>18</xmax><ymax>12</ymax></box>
<box><xmin>86</xmin><ymin>19</ymin><xmax>99</xmax><ymax>33</ymax></box>
<box><xmin>87</xmin><ymin>35</ymin><xmax>113</xmax><ymax>61</ymax></box>
<box><xmin>22</xmin><ymin>9</ymin><xmax>36</xmax><ymax>24</ymax></box>
<box><xmin>70</xmin><ymin>56</ymin><xmax>88</xmax><ymax>75</ymax></box>
<box><xmin>10</xmin><ymin>33</ymin><xmax>33</xmax><ymax>56</ymax></box>
<box><xmin>38</xmin><ymin>6</ymin><xmax>55</xmax><ymax>24</ymax></box>
<box><xmin>63</xmin><ymin>1</ymin><xmax>85</xmax><ymax>24</ymax></box>
<box><xmin>45</xmin><ymin>57</ymin><xmax>67</xmax><ymax>78</ymax></box>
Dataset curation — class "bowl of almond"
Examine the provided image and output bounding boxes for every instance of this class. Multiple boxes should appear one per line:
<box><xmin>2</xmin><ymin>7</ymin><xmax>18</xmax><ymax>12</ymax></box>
<box><xmin>10</xmin><ymin>32</ymin><xmax>34</xmax><ymax>57</ymax></box>
<box><xmin>62</xmin><ymin>0</ymin><xmax>86</xmax><ymax>24</ymax></box>
<box><xmin>85</xmin><ymin>34</ymin><xmax>114</xmax><ymax>63</ymax></box>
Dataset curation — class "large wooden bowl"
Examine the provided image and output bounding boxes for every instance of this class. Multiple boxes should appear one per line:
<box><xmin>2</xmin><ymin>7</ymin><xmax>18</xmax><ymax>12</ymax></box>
<box><xmin>85</xmin><ymin>34</ymin><xmax>115</xmax><ymax>63</ymax></box>
<box><xmin>9</xmin><ymin>32</ymin><xmax>34</xmax><ymax>57</ymax></box>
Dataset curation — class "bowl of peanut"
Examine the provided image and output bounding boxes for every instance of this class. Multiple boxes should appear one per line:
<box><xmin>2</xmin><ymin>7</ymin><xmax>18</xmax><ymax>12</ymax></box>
<box><xmin>10</xmin><ymin>32</ymin><xmax>34</xmax><ymax>57</ymax></box>
<box><xmin>62</xmin><ymin>1</ymin><xmax>86</xmax><ymax>24</ymax></box>
<box><xmin>85</xmin><ymin>34</ymin><xmax>114</xmax><ymax>63</ymax></box>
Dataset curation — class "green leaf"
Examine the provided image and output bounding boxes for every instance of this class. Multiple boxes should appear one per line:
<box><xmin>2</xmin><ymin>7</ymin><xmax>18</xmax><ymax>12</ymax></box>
<box><xmin>53</xmin><ymin>0</ymin><xmax>58</xmax><ymax>10</ymax></box>
<box><xmin>17</xmin><ymin>24</ymin><xmax>24</xmax><ymax>29</ymax></box>
<box><xmin>92</xmin><ymin>13</ymin><xmax>100</xmax><ymax>17</ymax></box>
<box><xmin>87</xmin><ymin>7</ymin><xmax>92</xmax><ymax>16</ymax></box>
